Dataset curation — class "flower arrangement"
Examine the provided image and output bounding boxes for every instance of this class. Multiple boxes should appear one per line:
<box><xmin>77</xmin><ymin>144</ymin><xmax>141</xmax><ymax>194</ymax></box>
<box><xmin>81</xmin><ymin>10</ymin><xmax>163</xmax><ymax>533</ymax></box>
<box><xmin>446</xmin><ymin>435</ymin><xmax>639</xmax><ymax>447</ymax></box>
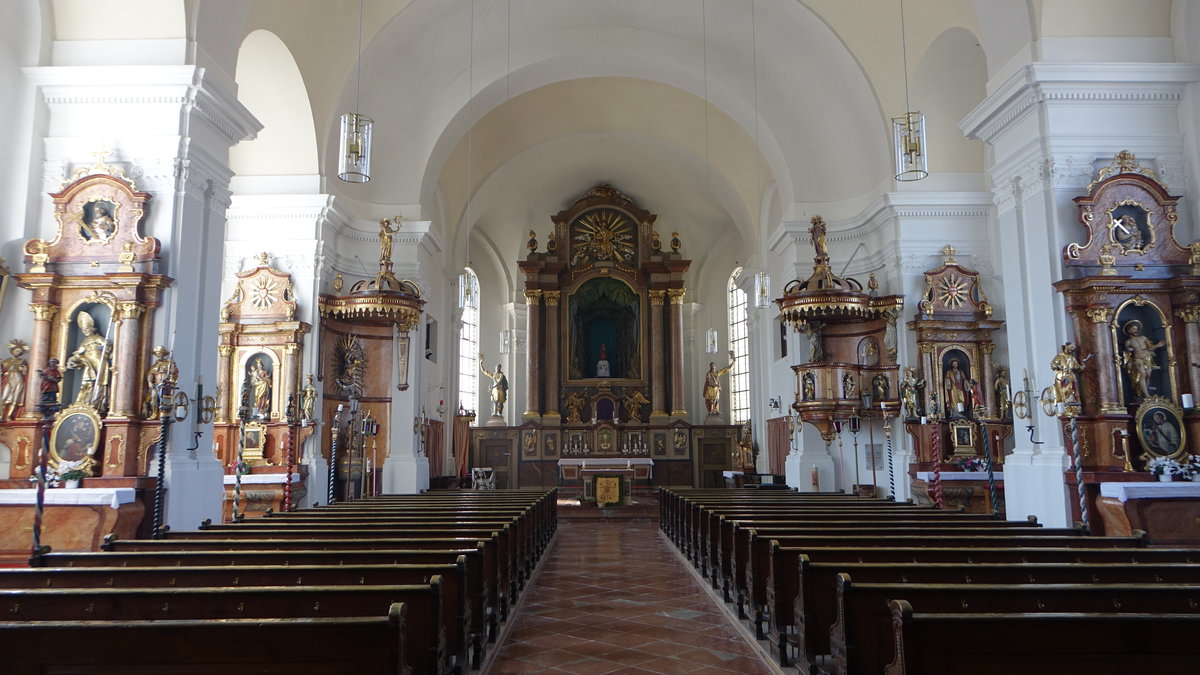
<box><xmin>1185</xmin><ymin>455</ymin><xmax>1200</xmax><ymax>481</ymax></box>
<box><xmin>58</xmin><ymin>468</ymin><xmax>87</xmax><ymax>482</ymax></box>
<box><xmin>955</xmin><ymin>456</ymin><xmax>985</xmax><ymax>472</ymax></box>
<box><xmin>1146</xmin><ymin>456</ymin><xmax>1183</xmax><ymax>479</ymax></box>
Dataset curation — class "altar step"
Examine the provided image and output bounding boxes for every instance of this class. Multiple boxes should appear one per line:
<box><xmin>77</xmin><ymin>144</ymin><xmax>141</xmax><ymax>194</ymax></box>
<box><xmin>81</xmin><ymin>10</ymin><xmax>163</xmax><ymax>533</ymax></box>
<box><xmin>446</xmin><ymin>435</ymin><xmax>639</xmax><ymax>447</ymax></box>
<box><xmin>557</xmin><ymin>490</ymin><xmax>660</xmax><ymax>522</ymax></box>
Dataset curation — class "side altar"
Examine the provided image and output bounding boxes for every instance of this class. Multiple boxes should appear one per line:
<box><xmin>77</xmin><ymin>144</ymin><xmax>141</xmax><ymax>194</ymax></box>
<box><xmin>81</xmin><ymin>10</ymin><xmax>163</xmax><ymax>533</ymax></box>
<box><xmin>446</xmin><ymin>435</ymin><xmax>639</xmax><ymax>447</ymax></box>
<box><xmin>469</xmin><ymin>186</ymin><xmax>739</xmax><ymax>489</ymax></box>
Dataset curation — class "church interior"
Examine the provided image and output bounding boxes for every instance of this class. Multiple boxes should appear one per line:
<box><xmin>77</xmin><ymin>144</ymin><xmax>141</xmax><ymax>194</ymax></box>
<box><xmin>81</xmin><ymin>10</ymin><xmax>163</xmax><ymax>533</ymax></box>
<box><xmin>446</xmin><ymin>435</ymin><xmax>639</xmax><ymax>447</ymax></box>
<box><xmin>2</xmin><ymin>1</ymin><xmax>1200</xmax><ymax>672</ymax></box>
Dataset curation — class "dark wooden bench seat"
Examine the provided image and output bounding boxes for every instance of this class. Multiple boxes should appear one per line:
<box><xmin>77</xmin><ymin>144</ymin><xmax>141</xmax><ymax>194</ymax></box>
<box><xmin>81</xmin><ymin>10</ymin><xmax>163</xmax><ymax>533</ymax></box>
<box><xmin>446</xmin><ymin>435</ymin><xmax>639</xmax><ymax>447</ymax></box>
<box><xmin>0</xmin><ymin>560</ymin><xmax>476</xmax><ymax>671</ymax></box>
<box><xmin>778</xmin><ymin>548</ymin><xmax>1200</xmax><ymax>670</ymax></box>
<box><xmin>101</xmin><ymin>535</ymin><xmax>507</xmax><ymax>639</ymax></box>
<box><xmin>0</xmin><ymin>582</ymin><xmax>446</xmax><ymax>675</ymax></box>
<box><xmin>885</xmin><ymin>601</ymin><xmax>1200</xmax><ymax>675</ymax></box>
<box><xmin>832</xmin><ymin>577</ymin><xmax>1200</xmax><ymax>675</ymax></box>
<box><xmin>0</xmin><ymin>603</ymin><xmax>413</xmax><ymax>675</ymax></box>
<box><xmin>738</xmin><ymin>529</ymin><xmax>1140</xmax><ymax>638</ymax></box>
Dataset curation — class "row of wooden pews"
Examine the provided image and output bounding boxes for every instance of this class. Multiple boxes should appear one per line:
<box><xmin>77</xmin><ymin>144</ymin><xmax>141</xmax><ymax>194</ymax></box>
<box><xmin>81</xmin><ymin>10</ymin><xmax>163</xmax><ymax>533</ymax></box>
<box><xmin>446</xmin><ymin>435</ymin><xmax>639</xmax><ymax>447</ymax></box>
<box><xmin>0</xmin><ymin>489</ymin><xmax>556</xmax><ymax>674</ymax></box>
<box><xmin>662</xmin><ymin>487</ymin><xmax>1200</xmax><ymax>675</ymax></box>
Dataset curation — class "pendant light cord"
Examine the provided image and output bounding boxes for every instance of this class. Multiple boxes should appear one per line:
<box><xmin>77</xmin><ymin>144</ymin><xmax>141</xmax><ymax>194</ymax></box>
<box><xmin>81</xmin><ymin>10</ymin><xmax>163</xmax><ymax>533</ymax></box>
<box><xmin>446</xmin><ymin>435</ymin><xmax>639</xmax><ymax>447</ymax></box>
<box><xmin>900</xmin><ymin>0</ymin><xmax>911</xmax><ymax>114</ymax></box>
<box><xmin>356</xmin><ymin>0</ymin><xmax>363</xmax><ymax>112</ymax></box>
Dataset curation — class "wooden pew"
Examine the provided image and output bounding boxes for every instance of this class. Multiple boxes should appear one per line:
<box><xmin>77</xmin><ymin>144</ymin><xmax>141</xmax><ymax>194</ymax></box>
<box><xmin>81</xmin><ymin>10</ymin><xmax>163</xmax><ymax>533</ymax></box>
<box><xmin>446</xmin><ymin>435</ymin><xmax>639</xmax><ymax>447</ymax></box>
<box><xmin>780</xmin><ymin>549</ymin><xmax>1200</xmax><ymax>671</ymax></box>
<box><xmin>740</xmin><ymin>528</ymin><xmax>1136</xmax><ymax>638</ymax></box>
<box><xmin>101</xmin><ymin>535</ymin><xmax>506</xmax><ymax>643</ymax></box>
<box><xmin>832</xmin><ymin>575</ymin><xmax>1200</xmax><ymax>675</ymax></box>
<box><xmin>0</xmin><ymin>582</ymin><xmax>446</xmax><ymax>675</ymax></box>
<box><xmin>0</xmin><ymin>602</ymin><xmax>413</xmax><ymax>675</ymax></box>
<box><xmin>0</xmin><ymin>560</ymin><xmax>475</xmax><ymax>672</ymax></box>
<box><xmin>885</xmin><ymin>601</ymin><xmax>1200</xmax><ymax>675</ymax></box>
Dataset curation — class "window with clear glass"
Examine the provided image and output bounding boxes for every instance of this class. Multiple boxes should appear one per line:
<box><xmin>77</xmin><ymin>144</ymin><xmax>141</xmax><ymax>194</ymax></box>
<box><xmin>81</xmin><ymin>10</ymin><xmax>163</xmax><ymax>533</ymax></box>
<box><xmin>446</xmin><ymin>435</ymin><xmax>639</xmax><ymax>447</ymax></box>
<box><xmin>728</xmin><ymin>268</ymin><xmax>750</xmax><ymax>424</ymax></box>
<box><xmin>458</xmin><ymin>268</ymin><xmax>480</xmax><ymax>413</ymax></box>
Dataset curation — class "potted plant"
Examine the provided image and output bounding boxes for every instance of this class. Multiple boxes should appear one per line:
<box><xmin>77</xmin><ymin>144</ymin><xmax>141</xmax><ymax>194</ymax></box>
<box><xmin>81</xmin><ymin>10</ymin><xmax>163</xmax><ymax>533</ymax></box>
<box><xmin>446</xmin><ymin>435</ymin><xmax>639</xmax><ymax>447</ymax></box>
<box><xmin>58</xmin><ymin>467</ymin><xmax>87</xmax><ymax>489</ymax></box>
<box><xmin>1184</xmin><ymin>455</ymin><xmax>1200</xmax><ymax>482</ymax></box>
<box><xmin>1146</xmin><ymin>456</ymin><xmax>1182</xmax><ymax>482</ymax></box>
<box><xmin>955</xmin><ymin>456</ymin><xmax>984</xmax><ymax>472</ymax></box>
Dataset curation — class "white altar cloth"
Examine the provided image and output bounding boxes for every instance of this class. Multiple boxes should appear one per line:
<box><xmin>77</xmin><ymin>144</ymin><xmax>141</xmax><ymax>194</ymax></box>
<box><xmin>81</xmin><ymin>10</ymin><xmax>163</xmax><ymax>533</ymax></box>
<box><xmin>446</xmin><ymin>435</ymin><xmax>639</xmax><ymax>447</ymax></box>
<box><xmin>0</xmin><ymin>487</ymin><xmax>136</xmax><ymax>509</ymax></box>
<box><xmin>1099</xmin><ymin>481</ymin><xmax>1200</xmax><ymax>502</ymax></box>
<box><xmin>223</xmin><ymin>473</ymin><xmax>301</xmax><ymax>485</ymax></box>
<box><xmin>916</xmin><ymin>471</ymin><xmax>1004</xmax><ymax>481</ymax></box>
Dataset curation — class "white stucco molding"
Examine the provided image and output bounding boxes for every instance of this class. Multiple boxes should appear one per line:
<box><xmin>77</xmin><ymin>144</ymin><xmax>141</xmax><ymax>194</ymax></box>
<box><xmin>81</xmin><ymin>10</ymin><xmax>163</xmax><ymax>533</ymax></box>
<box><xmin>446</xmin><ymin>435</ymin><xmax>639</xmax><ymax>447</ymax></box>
<box><xmin>961</xmin><ymin>62</ymin><xmax>1200</xmax><ymax>146</ymax></box>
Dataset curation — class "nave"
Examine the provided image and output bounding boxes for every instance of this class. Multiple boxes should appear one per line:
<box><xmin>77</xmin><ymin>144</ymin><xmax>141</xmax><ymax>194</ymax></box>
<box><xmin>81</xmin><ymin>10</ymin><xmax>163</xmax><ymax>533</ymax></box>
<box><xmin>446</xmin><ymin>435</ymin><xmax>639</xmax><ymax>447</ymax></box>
<box><xmin>485</xmin><ymin>521</ymin><xmax>774</xmax><ymax>675</ymax></box>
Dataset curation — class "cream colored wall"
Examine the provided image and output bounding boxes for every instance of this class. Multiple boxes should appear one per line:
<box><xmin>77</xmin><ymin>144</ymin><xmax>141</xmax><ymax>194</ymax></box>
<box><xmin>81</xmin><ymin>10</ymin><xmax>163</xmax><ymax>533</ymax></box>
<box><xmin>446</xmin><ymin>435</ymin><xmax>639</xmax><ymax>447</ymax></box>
<box><xmin>1039</xmin><ymin>0</ymin><xmax>1172</xmax><ymax>38</ymax></box>
<box><xmin>230</xmin><ymin>30</ymin><xmax>318</xmax><ymax>178</ymax></box>
<box><xmin>53</xmin><ymin>0</ymin><xmax>186</xmax><ymax>40</ymax></box>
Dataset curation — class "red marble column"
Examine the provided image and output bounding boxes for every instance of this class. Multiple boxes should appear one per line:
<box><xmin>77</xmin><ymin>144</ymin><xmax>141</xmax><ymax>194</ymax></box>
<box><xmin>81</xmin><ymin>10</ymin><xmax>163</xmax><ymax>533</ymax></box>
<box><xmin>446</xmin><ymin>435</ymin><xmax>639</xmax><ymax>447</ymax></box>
<box><xmin>543</xmin><ymin>291</ymin><xmax>561</xmax><ymax>420</ymax></box>
<box><xmin>1086</xmin><ymin>308</ymin><xmax>1123</xmax><ymax>415</ymax></box>
<box><xmin>668</xmin><ymin>289</ymin><xmax>687</xmax><ymax>416</ymax></box>
<box><xmin>109</xmin><ymin>300</ymin><xmax>145</xmax><ymax>419</ymax></box>
<box><xmin>215</xmin><ymin>344</ymin><xmax>234</xmax><ymax>424</ymax></box>
<box><xmin>524</xmin><ymin>290</ymin><xmax>542</xmax><ymax>418</ymax></box>
<box><xmin>22</xmin><ymin>301</ymin><xmax>58</xmax><ymax>417</ymax></box>
<box><xmin>649</xmin><ymin>290</ymin><xmax>666</xmax><ymax>416</ymax></box>
<box><xmin>980</xmin><ymin>342</ymin><xmax>996</xmax><ymax>419</ymax></box>
<box><xmin>1176</xmin><ymin>308</ymin><xmax>1200</xmax><ymax>403</ymax></box>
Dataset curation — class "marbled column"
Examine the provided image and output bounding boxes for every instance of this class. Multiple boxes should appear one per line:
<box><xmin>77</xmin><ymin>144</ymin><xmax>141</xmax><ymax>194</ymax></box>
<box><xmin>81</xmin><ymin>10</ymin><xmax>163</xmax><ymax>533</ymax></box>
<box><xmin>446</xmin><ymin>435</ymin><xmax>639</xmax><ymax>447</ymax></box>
<box><xmin>110</xmin><ymin>301</ymin><xmax>146</xmax><ymax>418</ymax></box>
<box><xmin>23</xmin><ymin>302</ymin><xmax>58</xmax><ymax>417</ymax></box>
<box><xmin>1176</xmin><ymin>308</ymin><xmax>1200</xmax><ymax>401</ymax></box>
<box><xmin>980</xmin><ymin>342</ymin><xmax>996</xmax><ymax>419</ymax></box>
<box><xmin>649</xmin><ymin>290</ymin><xmax>666</xmax><ymax>416</ymax></box>
<box><xmin>524</xmin><ymin>290</ymin><xmax>542</xmax><ymax>418</ymax></box>
<box><xmin>668</xmin><ymin>289</ymin><xmax>686</xmax><ymax>416</ymax></box>
<box><xmin>282</xmin><ymin>342</ymin><xmax>300</xmax><ymax>421</ymax></box>
<box><xmin>919</xmin><ymin>343</ymin><xmax>936</xmax><ymax>418</ymax></box>
<box><xmin>543</xmin><ymin>291</ymin><xmax>561</xmax><ymax>419</ymax></box>
<box><xmin>1086</xmin><ymin>308</ymin><xmax>1123</xmax><ymax>414</ymax></box>
<box><xmin>215</xmin><ymin>344</ymin><xmax>233</xmax><ymax>424</ymax></box>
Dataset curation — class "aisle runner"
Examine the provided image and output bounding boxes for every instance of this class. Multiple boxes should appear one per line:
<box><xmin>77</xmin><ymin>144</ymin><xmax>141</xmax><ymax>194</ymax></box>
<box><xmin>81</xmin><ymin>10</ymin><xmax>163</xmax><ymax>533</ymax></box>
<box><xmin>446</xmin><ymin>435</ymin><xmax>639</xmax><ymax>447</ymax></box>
<box><xmin>487</xmin><ymin>522</ymin><xmax>773</xmax><ymax>674</ymax></box>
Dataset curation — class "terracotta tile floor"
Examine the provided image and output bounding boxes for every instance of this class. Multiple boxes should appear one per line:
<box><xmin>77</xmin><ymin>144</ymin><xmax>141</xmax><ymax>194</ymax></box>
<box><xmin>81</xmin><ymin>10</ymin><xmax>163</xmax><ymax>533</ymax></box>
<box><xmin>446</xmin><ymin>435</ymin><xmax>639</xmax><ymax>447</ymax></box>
<box><xmin>485</xmin><ymin>521</ymin><xmax>776</xmax><ymax>675</ymax></box>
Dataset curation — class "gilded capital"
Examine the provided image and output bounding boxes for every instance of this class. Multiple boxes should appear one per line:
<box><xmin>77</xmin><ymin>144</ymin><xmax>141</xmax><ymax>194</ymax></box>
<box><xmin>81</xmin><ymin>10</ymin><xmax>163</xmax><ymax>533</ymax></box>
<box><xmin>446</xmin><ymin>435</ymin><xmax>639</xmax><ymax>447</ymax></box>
<box><xmin>1175</xmin><ymin>307</ymin><xmax>1200</xmax><ymax>324</ymax></box>
<box><xmin>217</xmin><ymin>344</ymin><xmax>235</xmax><ymax>358</ymax></box>
<box><xmin>284</xmin><ymin>343</ymin><xmax>301</xmax><ymax>355</ymax></box>
<box><xmin>667</xmin><ymin>288</ymin><xmax>686</xmax><ymax>304</ymax></box>
<box><xmin>648</xmin><ymin>290</ymin><xmax>665</xmax><ymax>306</ymax></box>
<box><xmin>28</xmin><ymin>302</ymin><xmax>58</xmax><ymax>322</ymax></box>
<box><xmin>543</xmin><ymin>290</ymin><xmax>561</xmax><ymax>307</ymax></box>
<box><xmin>523</xmin><ymin>289</ymin><xmax>543</xmax><ymax>305</ymax></box>
<box><xmin>918</xmin><ymin>342</ymin><xmax>936</xmax><ymax>354</ymax></box>
<box><xmin>980</xmin><ymin>342</ymin><xmax>996</xmax><ymax>355</ymax></box>
<box><xmin>1087</xmin><ymin>307</ymin><xmax>1112</xmax><ymax>324</ymax></box>
<box><xmin>118</xmin><ymin>301</ymin><xmax>146</xmax><ymax>320</ymax></box>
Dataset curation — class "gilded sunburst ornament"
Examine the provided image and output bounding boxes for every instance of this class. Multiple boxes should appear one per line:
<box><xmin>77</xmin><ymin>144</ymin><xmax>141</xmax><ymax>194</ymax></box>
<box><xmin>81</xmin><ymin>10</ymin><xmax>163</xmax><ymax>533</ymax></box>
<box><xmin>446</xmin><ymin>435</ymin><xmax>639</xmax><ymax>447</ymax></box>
<box><xmin>250</xmin><ymin>276</ymin><xmax>279</xmax><ymax>309</ymax></box>
<box><xmin>936</xmin><ymin>274</ymin><xmax>969</xmax><ymax>309</ymax></box>
<box><xmin>571</xmin><ymin>209</ymin><xmax>635</xmax><ymax>265</ymax></box>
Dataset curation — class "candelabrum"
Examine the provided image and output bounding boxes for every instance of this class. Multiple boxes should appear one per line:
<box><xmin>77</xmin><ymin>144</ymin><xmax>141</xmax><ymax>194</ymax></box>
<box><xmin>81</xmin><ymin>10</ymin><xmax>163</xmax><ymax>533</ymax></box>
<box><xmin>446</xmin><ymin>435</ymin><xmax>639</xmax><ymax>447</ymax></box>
<box><xmin>152</xmin><ymin>376</ymin><xmax>190</xmax><ymax>535</ymax></box>
<box><xmin>31</xmin><ymin>362</ymin><xmax>63</xmax><ymax>556</ymax></box>
<box><xmin>283</xmin><ymin>393</ymin><xmax>300</xmax><ymax>512</ymax></box>
<box><xmin>232</xmin><ymin>401</ymin><xmax>252</xmax><ymax>522</ymax></box>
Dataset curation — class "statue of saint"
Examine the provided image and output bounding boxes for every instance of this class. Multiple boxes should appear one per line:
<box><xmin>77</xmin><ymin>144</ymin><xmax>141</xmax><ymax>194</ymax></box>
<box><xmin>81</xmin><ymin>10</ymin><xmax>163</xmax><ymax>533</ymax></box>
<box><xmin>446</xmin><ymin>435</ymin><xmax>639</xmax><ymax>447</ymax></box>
<box><xmin>565</xmin><ymin>391</ymin><xmax>586</xmax><ymax>423</ymax></box>
<box><xmin>37</xmin><ymin>358</ymin><xmax>63</xmax><ymax>407</ymax></box>
<box><xmin>245</xmin><ymin>357</ymin><xmax>272</xmax><ymax>419</ymax></box>
<box><xmin>596</xmin><ymin>343</ymin><xmax>611</xmax><ymax>378</ymax></box>
<box><xmin>702</xmin><ymin>351</ymin><xmax>736</xmax><ymax>416</ymax></box>
<box><xmin>798</xmin><ymin>321</ymin><xmax>824</xmax><ymax>362</ymax></box>
<box><xmin>1051</xmin><ymin>342</ymin><xmax>1083</xmax><ymax>407</ymax></box>
<box><xmin>301</xmin><ymin>374</ymin><xmax>317</xmax><ymax>423</ymax></box>
<box><xmin>802</xmin><ymin>372</ymin><xmax>816</xmax><ymax>400</ymax></box>
<box><xmin>842</xmin><ymin>372</ymin><xmax>857</xmax><ymax>399</ymax></box>
<box><xmin>379</xmin><ymin>218</ymin><xmax>398</xmax><ymax>264</ymax></box>
<box><xmin>882</xmin><ymin>309</ymin><xmax>899</xmax><ymax>360</ymax></box>
<box><xmin>623</xmin><ymin>390</ymin><xmax>649</xmax><ymax>422</ymax></box>
<box><xmin>66</xmin><ymin>310</ymin><xmax>111</xmax><ymax>410</ymax></box>
<box><xmin>968</xmin><ymin>378</ymin><xmax>985</xmax><ymax>414</ymax></box>
<box><xmin>872</xmin><ymin>374</ymin><xmax>889</xmax><ymax>401</ymax></box>
<box><xmin>81</xmin><ymin>204</ymin><xmax>116</xmax><ymax>240</ymax></box>
<box><xmin>1122</xmin><ymin>320</ymin><xmax>1163</xmax><ymax>399</ymax></box>
<box><xmin>480</xmin><ymin>355</ymin><xmax>509</xmax><ymax>416</ymax></box>
<box><xmin>943</xmin><ymin>358</ymin><xmax>967</xmax><ymax>416</ymax></box>
<box><xmin>810</xmin><ymin>215</ymin><xmax>829</xmax><ymax>258</ymax></box>
<box><xmin>994</xmin><ymin>366</ymin><xmax>1012</xmax><ymax>420</ymax></box>
<box><xmin>0</xmin><ymin>339</ymin><xmax>29</xmax><ymax>421</ymax></box>
<box><xmin>142</xmin><ymin>345</ymin><xmax>179</xmax><ymax>418</ymax></box>
<box><xmin>900</xmin><ymin>366</ymin><xmax>923</xmax><ymax>419</ymax></box>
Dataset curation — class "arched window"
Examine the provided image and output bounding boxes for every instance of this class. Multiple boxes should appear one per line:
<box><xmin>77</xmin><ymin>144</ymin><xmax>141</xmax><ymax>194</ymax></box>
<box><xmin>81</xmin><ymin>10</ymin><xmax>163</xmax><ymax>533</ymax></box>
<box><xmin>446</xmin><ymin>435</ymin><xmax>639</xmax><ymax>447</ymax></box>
<box><xmin>458</xmin><ymin>268</ymin><xmax>480</xmax><ymax>412</ymax></box>
<box><xmin>728</xmin><ymin>268</ymin><xmax>750</xmax><ymax>424</ymax></box>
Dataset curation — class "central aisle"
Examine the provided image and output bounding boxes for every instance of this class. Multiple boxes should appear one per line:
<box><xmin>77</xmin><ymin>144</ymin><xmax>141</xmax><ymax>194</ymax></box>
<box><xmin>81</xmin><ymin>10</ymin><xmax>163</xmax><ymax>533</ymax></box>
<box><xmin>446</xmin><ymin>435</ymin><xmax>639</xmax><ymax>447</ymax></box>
<box><xmin>485</xmin><ymin>521</ymin><xmax>775</xmax><ymax>674</ymax></box>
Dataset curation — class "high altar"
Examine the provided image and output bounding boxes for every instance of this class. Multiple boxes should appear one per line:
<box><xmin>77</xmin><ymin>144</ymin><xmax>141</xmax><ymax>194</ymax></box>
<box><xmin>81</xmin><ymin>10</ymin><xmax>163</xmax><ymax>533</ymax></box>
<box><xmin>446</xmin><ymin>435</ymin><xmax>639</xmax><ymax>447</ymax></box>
<box><xmin>469</xmin><ymin>186</ymin><xmax>739</xmax><ymax>490</ymax></box>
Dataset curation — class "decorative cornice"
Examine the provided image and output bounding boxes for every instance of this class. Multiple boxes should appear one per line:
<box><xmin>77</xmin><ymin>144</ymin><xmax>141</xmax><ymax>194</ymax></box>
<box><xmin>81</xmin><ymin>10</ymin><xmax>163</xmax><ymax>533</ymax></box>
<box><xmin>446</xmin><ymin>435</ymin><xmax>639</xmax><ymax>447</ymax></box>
<box><xmin>961</xmin><ymin>62</ymin><xmax>1200</xmax><ymax>145</ymax></box>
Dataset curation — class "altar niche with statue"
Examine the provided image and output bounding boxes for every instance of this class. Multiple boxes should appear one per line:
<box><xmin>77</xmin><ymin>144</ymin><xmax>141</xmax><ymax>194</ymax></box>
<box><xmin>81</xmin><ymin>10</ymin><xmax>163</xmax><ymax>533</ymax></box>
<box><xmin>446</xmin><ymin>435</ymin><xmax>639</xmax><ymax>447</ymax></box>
<box><xmin>213</xmin><ymin>253</ymin><xmax>313</xmax><ymax>520</ymax></box>
<box><xmin>904</xmin><ymin>245</ymin><xmax>1011</xmax><ymax>515</ymax></box>
<box><xmin>469</xmin><ymin>185</ymin><xmax>739</xmax><ymax>491</ymax></box>
<box><xmin>1052</xmin><ymin>151</ymin><xmax>1200</xmax><ymax>531</ymax></box>
<box><xmin>0</xmin><ymin>156</ymin><xmax>168</xmax><ymax>547</ymax></box>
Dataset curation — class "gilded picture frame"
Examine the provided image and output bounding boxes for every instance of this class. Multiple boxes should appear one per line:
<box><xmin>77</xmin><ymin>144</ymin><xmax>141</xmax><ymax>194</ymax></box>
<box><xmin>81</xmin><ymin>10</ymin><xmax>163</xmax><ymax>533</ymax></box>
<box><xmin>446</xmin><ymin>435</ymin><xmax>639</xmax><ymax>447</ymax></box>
<box><xmin>49</xmin><ymin>403</ymin><xmax>102</xmax><ymax>470</ymax></box>
<box><xmin>949</xmin><ymin>421</ymin><xmax>975</xmax><ymax>450</ymax></box>
<box><xmin>1135</xmin><ymin>396</ymin><xmax>1186</xmax><ymax>460</ymax></box>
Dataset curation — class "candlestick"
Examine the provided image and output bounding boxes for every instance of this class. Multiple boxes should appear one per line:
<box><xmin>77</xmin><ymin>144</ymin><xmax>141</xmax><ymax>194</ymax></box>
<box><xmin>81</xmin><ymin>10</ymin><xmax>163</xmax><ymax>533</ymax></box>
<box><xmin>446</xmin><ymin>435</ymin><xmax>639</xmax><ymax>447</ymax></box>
<box><xmin>1184</xmin><ymin>393</ymin><xmax>1194</xmax><ymax>409</ymax></box>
